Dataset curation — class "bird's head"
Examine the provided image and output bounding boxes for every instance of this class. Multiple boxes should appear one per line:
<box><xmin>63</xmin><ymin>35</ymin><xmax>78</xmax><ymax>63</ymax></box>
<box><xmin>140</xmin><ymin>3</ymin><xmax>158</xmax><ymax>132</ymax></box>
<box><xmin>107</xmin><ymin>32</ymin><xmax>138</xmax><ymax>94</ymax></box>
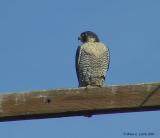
<box><xmin>78</xmin><ymin>31</ymin><xmax>100</xmax><ymax>43</ymax></box>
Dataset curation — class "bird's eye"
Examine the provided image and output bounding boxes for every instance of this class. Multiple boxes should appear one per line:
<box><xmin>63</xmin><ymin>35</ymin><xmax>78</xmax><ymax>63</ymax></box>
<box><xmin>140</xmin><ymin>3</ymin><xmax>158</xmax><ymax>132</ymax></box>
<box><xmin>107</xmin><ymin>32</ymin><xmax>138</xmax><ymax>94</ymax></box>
<box><xmin>82</xmin><ymin>33</ymin><xmax>86</xmax><ymax>37</ymax></box>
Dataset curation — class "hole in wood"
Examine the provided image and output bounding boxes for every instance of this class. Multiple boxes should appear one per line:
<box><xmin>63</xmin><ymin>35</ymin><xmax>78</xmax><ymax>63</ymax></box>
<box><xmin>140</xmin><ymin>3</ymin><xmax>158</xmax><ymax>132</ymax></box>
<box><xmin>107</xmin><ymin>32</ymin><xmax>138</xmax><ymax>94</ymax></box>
<box><xmin>46</xmin><ymin>98</ymin><xmax>51</xmax><ymax>103</ymax></box>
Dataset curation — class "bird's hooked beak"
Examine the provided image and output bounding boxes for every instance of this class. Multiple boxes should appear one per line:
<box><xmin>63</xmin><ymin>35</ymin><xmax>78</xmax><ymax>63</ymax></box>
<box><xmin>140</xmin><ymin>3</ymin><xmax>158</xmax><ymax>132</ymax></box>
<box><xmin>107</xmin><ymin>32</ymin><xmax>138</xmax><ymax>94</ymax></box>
<box><xmin>78</xmin><ymin>36</ymin><xmax>81</xmax><ymax>41</ymax></box>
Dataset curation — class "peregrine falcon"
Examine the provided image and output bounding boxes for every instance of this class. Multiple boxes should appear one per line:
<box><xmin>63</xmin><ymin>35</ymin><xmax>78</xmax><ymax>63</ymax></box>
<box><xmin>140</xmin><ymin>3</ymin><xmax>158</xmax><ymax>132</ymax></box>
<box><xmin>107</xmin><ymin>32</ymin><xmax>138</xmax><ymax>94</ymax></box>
<box><xmin>75</xmin><ymin>31</ymin><xmax>110</xmax><ymax>87</ymax></box>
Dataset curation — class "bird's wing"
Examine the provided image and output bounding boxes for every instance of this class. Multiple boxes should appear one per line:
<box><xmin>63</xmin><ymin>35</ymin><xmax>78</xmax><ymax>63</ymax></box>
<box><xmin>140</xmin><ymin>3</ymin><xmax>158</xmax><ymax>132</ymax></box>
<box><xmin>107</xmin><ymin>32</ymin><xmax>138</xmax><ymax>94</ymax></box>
<box><xmin>98</xmin><ymin>43</ymin><xmax>110</xmax><ymax>78</ymax></box>
<box><xmin>75</xmin><ymin>46</ymin><xmax>81</xmax><ymax>83</ymax></box>
<box><xmin>106</xmin><ymin>46</ymin><xmax>110</xmax><ymax>72</ymax></box>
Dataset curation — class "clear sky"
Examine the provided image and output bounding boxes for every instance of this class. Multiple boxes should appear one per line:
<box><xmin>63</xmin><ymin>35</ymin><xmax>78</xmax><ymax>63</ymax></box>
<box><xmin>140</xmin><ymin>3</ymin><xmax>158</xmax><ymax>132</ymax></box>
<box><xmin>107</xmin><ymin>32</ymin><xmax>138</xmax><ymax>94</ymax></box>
<box><xmin>0</xmin><ymin>0</ymin><xmax>160</xmax><ymax>137</ymax></box>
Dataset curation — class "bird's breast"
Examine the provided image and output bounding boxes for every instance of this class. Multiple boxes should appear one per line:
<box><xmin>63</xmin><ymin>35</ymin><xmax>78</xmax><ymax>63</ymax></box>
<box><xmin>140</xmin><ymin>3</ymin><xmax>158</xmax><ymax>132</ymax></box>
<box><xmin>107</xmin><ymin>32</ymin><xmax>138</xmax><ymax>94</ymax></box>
<box><xmin>82</xmin><ymin>42</ymin><xmax>106</xmax><ymax>57</ymax></box>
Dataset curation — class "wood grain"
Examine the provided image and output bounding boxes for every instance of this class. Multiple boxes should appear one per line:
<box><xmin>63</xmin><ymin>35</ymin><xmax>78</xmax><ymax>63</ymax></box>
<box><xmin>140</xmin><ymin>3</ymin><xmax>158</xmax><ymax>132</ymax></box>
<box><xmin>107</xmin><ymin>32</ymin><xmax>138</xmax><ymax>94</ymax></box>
<box><xmin>0</xmin><ymin>83</ymin><xmax>160</xmax><ymax>121</ymax></box>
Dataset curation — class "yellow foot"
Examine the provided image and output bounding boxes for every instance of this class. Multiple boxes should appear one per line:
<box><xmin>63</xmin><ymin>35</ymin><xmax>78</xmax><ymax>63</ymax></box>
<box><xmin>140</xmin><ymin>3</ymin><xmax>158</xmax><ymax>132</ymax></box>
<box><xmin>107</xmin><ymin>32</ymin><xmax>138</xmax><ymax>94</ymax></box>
<box><xmin>85</xmin><ymin>85</ymin><xmax>100</xmax><ymax>90</ymax></box>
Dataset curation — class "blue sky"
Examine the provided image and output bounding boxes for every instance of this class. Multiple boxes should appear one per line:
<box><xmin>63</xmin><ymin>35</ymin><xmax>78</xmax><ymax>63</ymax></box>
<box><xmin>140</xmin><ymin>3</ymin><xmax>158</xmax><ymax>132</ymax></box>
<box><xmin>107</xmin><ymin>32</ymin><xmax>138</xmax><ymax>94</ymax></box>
<box><xmin>0</xmin><ymin>0</ymin><xmax>160</xmax><ymax>137</ymax></box>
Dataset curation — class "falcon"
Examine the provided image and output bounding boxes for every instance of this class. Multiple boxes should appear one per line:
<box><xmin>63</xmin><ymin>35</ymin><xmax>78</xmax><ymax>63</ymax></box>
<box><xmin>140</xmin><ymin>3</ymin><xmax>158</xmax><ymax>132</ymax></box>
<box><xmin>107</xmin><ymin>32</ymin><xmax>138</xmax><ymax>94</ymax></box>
<box><xmin>75</xmin><ymin>31</ymin><xmax>110</xmax><ymax>87</ymax></box>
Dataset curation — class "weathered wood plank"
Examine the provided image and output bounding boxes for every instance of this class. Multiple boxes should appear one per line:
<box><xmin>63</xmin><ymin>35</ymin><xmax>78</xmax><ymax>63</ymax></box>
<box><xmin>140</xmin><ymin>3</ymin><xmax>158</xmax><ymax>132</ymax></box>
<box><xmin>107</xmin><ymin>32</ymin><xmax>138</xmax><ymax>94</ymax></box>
<box><xmin>0</xmin><ymin>82</ymin><xmax>160</xmax><ymax>121</ymax></box>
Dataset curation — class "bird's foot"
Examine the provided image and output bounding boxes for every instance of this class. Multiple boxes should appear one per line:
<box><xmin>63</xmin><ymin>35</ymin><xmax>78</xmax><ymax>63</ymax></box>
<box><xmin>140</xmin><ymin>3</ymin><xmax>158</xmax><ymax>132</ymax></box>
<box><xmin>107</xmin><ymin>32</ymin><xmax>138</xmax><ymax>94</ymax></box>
<box><xmin>85</xmin><ymin>85</ymin><xmax>99</xmax><ymax>90</ymax></box>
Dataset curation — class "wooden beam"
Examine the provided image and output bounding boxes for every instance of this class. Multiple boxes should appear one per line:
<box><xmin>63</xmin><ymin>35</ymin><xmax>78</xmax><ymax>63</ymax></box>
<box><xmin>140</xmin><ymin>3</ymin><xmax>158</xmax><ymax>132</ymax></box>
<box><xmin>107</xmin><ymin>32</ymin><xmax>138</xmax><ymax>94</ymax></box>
<box><xmin>0</xmin><ymin>82</ymin><xmax>160</xmax><ymax>122</ymax></box>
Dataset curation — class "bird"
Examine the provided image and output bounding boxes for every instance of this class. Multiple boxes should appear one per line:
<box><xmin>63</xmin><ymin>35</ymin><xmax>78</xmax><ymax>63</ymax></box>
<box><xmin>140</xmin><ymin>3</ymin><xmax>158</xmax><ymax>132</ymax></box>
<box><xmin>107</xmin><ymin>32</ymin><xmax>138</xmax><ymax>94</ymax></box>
<box><xmin>75</xmin><ymin>31</ymin><xmax>110</xmax><ymax>88</ymax></box>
